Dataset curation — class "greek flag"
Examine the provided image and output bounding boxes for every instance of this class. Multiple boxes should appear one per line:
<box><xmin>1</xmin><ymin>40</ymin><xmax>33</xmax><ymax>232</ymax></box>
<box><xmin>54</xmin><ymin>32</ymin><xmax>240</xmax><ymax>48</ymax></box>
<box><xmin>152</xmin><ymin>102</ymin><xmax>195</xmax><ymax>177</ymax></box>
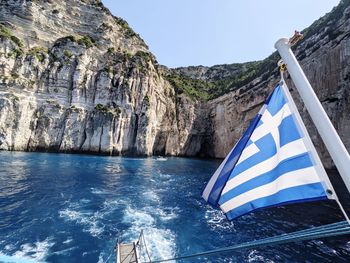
<box><xmin>202</xmin><ymin>82</ymin><xmax>334</xmax><ymax>220</ymax></box>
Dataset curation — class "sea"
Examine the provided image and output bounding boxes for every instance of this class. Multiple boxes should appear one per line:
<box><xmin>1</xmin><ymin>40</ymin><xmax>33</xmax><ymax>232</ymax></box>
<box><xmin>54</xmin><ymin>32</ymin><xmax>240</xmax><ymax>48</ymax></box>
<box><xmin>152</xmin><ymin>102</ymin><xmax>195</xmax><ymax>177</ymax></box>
<box><xmin>0</xmin><ymin>151</ymin><xmax>350</xmax><ymax>263</ymax></box>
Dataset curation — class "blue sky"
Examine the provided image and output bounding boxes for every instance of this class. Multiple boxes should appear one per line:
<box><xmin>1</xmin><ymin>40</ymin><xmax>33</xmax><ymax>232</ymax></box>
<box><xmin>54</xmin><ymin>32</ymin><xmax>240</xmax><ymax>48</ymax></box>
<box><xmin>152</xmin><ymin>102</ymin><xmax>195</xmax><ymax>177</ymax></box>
<box><xmin>102</xmin><ymin>0</ymin><xmax>340</xmax><ymax>68</ymax></box>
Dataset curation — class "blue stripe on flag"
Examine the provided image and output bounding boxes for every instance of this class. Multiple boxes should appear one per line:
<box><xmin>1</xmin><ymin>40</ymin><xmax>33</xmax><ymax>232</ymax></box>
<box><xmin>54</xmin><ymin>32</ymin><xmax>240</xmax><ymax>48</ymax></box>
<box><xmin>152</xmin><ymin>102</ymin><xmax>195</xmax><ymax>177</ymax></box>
<box><xmin>279</xmin><ymin>115</ymin><xmax>302</xmax><ymax>147</ymax></box>
<box><xmin>229</xmin><ymin>133</ymin><xmax>276</xmax><ymax>177</ymax></box>
<box><xmin>219</xmin><ymin>153</ymin><xmax>313</xmax><ymax>204</ymax></box>
<box><xmin>205</xmin><ymin>113</ymin><xmax>262</xmax><ymax>207</ymax></box>
<box><xmin>266</xmin><ymin>86</ymin><xmax>287</xmax><ymax>116</ymax></box>
<box><xmin>246</xmin><ymin>140</ymin><xmax>254</xmax><ymax>146</ymax></box>
<box><xmin>225</xmin><ymin>183</ymin><xmax>327</xmax><ymax>220</ymax></box>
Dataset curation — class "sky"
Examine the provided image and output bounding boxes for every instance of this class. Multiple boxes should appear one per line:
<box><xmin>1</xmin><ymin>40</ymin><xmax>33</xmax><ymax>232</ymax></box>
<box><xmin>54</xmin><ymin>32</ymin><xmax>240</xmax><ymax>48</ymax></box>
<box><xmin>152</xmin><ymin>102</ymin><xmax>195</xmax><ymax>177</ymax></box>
<box><xmin>102</xmin><ymin>0</ymin><xmax>340</xmax><ymax>68</ymax></box>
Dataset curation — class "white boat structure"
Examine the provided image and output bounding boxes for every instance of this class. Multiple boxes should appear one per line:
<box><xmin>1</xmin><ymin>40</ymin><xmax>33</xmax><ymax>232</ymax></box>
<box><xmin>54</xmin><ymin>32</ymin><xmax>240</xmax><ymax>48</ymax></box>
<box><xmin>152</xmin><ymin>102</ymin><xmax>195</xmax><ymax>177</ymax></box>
<box><xmin>116</xmin><ymin>231</ymin><xmax>152</xmax><ymax>263</ymax></box>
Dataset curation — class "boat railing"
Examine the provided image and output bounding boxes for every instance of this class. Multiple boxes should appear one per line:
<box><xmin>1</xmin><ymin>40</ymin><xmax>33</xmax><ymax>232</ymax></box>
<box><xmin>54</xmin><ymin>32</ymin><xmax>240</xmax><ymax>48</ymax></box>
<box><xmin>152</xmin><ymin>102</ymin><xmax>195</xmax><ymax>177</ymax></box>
<box><xmin>136</xmin><ymin>230</ymin><xmax>152</xmax><ymax>263</ymax></box>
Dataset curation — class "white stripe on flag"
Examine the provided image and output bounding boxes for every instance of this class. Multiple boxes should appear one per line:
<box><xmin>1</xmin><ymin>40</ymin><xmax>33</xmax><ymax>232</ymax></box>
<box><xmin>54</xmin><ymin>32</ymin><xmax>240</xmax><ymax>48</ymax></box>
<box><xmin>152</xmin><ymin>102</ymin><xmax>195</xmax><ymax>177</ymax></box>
<box><xmin>220</xmin><ymin>166</ymin><xmax>321</xmax><ymax>213</ymax></box>
<box><xmin>250</xmin><ymin>103</ymin><xmax>292</xmax><ymax>143</ymax></box>
<box><xmin>236</xmin><ymin>142</ymin><xmax>260</xmax><ymax>165</ymax></box>
<box><xmin>221</xmin><ymin>138</ymin><xmax>307</xmax><ymax>195</ymax></box>
<box><xmin>202</xmin><ymin>147</ymin><xmax>234</xmax><ymax>201</ymax></box>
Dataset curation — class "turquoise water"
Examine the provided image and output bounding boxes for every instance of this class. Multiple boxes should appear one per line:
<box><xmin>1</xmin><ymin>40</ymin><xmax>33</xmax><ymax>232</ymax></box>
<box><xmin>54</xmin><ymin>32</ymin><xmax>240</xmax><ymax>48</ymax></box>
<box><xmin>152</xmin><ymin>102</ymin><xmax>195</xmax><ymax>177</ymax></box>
<box><xmin>0</xmin><ymin>151</ymin><xmax>349</xmax><ymax>263</ymax></box>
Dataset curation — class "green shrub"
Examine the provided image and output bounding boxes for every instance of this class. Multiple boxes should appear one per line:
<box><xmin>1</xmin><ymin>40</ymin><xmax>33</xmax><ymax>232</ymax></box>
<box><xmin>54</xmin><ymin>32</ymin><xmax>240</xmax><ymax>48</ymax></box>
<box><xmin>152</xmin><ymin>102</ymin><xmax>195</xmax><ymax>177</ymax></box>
<box><xmin>64</xmin><ymin>50</ymin><xmax>73</xmax><ymax>58</ymax></box>
<box><xmin>51</xmin><ymin>52</ymin><xmax>59</xmax><ymax>61</ymax></box>
<box><xmin>9</xmin><ymin>48</ymin><xmax>24</xmax><ymax>58</ymax></box>
<box><xmin>115</xmin><ymin>18</ymin><xmax>137</xmax><ymax>38</ymax></box>
<box><xmin>11</xmin><ymin>72</ymin><xmax>19</xmax><ymax>79</ymax></box>
<box><xmin>46</xmin><ymin>100</ymin><xmax>60</xmax><ymax>108</ymax></box>
<box><xmin>0</xmin><ymin>25</ymin><xmax>24</xmax><ymax>47</ymax></box>
<box><xmin>143</xmin><ymin>95</ymin><xmax>150</xmax><ymax>106</ymax></box>
<box><xmin>134</xmin><ymin>51</ymin><xmax>152</xmax><ymax>62</ymax></box>
<box><xmin>10</xmin><ymin>36</ymin><xmax>23</xmax><ymax>47</ymax></box>
<box><xmin>164</xmin><ymin>73</ymin><xmax>211</xmax><ymax>101</ymax></box>
<box><xmin>94</xmin><ymin>103</ymin><xmax>108</xmax><ymax>112</ymax></box>
<box><xmin>103</xmin><ymin>66</ymin><xmax>113</xmax><ymax>74</ymax></box>
<box><xmin>66</xmin><ymin>35</ymin><xmax>77</xmax><ymax>42</ymax></box>
<box><xmin>93</xmin><ymin>0</ymin><xmax>103</xmax><ymax>6</ymax></box>
<box><xmin>0</xmin><ymin>25</ymin><xmax>12</xmax><ymax>38</ymax></box>
<box><xmin>95</xmin><ymin>103</ymin><xmax>121</xmax><ymax>116</ymax></box>
<box><xmin>77</xmin><ymin>36</ymin><xmax>95</xmax><ymax>48</ymax></box>
<box><xmin>28</xmin><ymin>46</ymin><xmax>47</xmax><ymax>62</ymax></box>
<box><xmin>11</xmin><ymin>94</ymin><xmax>20</xmax><ymax>101</ymax></box>
<box><xmin>114</xmin><ymin>106</ymin><xmax>121</xmax><ymax>115</ymax></box>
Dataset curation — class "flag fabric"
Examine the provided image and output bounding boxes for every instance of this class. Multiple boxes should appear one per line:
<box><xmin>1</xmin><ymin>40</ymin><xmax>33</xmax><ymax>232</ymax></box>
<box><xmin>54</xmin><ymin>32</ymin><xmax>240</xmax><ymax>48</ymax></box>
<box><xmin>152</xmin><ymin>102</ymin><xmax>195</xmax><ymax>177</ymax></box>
<box><xmin>202</xmin><ymin>82</ymin><xmax>333</xmax><ymax>220</ymax></box>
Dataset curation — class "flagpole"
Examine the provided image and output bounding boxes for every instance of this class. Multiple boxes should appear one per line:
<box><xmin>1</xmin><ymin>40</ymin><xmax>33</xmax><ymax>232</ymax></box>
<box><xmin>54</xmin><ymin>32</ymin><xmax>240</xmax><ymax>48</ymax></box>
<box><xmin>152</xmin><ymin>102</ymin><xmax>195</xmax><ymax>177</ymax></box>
<box><xmin>275</xmin><ymin>38</ymin><xmax>350</xmax><ymax>195</ymax></box>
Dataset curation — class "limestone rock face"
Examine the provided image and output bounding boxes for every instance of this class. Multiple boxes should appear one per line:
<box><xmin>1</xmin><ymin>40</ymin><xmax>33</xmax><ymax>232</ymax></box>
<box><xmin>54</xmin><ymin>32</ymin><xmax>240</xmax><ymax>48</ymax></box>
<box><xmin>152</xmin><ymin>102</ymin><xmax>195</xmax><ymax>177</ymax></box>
<box><xmin>203</xmin><ymin>2</ymin><xmax>350</xmax><ymax>168</ymax></box>
<box><xmin>0</xmin><ymin>0</ymin><xmax>202</xmax><ymax>156</ymax></box>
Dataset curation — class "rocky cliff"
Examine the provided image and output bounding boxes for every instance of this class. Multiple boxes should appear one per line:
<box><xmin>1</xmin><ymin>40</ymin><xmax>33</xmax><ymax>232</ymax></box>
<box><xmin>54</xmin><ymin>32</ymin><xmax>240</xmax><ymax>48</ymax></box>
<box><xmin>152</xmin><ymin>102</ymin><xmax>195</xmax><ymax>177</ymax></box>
<box><xmin>0</xmin><ymin>0</ymin><xmax>205</xmax><ymax>156</ymax></box>
<box><xmin>173</xmin><ymin>0</ymin><xmax>350</xmax><ymax>168</ymax></box>
<box><xmin>0</xmin><ymin>0</ymin><xmax>349</xmax><ymax>168</ymax></box>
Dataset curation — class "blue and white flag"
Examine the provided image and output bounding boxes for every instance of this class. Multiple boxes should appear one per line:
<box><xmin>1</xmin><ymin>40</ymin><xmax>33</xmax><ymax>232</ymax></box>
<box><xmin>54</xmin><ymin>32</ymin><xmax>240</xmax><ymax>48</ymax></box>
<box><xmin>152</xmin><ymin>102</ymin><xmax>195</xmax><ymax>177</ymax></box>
<box><xmin>202</xmin><ymin>82</ymin><xmax>334</xmax><ymax>220</ymax></box>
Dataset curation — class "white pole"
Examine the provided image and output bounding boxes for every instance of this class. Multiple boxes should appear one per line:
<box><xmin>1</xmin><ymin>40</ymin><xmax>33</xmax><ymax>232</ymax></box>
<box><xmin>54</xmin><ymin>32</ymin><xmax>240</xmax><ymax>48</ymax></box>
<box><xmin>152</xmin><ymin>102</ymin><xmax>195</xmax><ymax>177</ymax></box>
<box><xmin>275</xmin><ymin>38</ymin><xmax>350</xmax><ymax>194</ymax></box>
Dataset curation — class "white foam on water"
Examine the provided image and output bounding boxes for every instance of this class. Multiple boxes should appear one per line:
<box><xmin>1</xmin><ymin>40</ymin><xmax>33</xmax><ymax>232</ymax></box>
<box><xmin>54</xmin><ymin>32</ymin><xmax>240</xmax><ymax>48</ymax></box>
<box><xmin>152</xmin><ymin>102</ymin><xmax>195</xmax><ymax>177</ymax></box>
<box><xmin>123</xmin><ymin>206</ymin><xmax>155</xmax><ymax>227</ymax></box>
<box><xmin>142</xmin><ymin>228</ymin><xmax>175</xmax><ymax>261</ymax></box>
<box><xmin>151</xmin><ymin>207</ymin><xmax>178</xmax><ymax>221</ymax></box>
<box><xmin>59</xmin><ymin>208</ymin><xmax>105</xmax><ymax>237</ymax></box>
<box><xmin>143</xmin><ymin>190</ymin><xmax>160</xmax><ymax>203</ymax></box>
<box><xmin>341</xmin><ymin>241</ymin><xmax>350</xmax><ymax>252</ymax></box>
<box><xmin>51</xmin><ymin>246</ymin><xmax>77</xmax><ymax>256</ymax></box>
<box><xmin>159</xmin><ymin>173</ymin><xmax>172</xmax><ymax>180</ymax></box>
<box><xmin>102</xmin><ymin>199</ymin><xmax>129</xmax><ymax>210</ymax></box>
<box><xmin>90</xmin><ymin>187</ymin><xmax>110</xmax><ymax>195</ymax></box>
<box><xmin>104</xmin><ymin>164</ymin><xmax>122</xmax><ymax>173</ymax></box>
<box><xmin>205</xmin><ymin>208</ymin><xmax>235</xmax><ymax>231</ymax></box>
<box><xmin>0</xmin><ymin>252</ymin><xmax>44</xmax><ymax>263</ymax></box>
<box><xmin>248</xmin><ymin>250</ymin><xmax>275</xmax><ymax>263</ymax></box>
<box><xmin>1</xmin><ymin>237</ymin><xmax>54</xmax><ymax>263</ymax></box>
<box><xmin>312</xmin><ymin>240</ymin><xmax>340</xmax><ymax>256</ymax></box>
<box><xmin>156</xmin><ymin>157</ymin><xmax>168</xmax><ymax>161</ymax></box>
<box><xmin>122</xmin><ymin>205</ymin><xmax>176</xmax><ymax>261</ymax></box>
<box><xmin>80</xmin><ymin>198</ymin><xmax>90</xmax><ymax>204</ymax></box>
<box><xmin>4</xmin><ymin>244</ymin><xmax>15</xmax><ymax>251</ymax></box>
<box><xmin>97</xmin><ymin>254</ymin><xmax>104</xmax><ymax>263</ymax></box>
<box><xmin>97</xmin><ymin>252</ymin><xmax>114</xmax><ymax>263</ymax></box>
<box><xmin>62</xmin><ymin>238</ymin><xmax>73</xmax><ymax>244</ymax></box>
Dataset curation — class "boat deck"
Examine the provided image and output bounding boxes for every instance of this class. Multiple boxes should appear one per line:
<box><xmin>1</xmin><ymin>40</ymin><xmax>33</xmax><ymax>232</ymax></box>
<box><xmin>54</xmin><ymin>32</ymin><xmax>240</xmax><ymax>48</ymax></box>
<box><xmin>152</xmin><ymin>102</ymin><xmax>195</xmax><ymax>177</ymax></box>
<box><xmin>116</xmin><ymin>242</ymin><xmax>138</xmax><ymax>263</ymax></box>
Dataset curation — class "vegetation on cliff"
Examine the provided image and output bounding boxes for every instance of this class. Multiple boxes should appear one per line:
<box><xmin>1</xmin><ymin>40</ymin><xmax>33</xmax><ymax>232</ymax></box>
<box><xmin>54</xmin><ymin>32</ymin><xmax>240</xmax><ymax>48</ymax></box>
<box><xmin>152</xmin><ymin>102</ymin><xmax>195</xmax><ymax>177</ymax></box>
<box><xmin>166</xmin><ymin>0</ymin><xmax>349</xmax><ymax>101</ymax></box>
<box><xmin>165</xmin><ymin>53</ymin><xmax>280</xmax><ymax>101</ymax></box>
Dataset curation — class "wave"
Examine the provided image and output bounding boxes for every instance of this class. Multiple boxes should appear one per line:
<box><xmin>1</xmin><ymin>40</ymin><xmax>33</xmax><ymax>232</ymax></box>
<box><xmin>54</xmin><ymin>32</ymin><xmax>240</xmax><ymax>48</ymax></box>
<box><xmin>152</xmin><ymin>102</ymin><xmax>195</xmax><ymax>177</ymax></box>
<box><xmin>59</xmin><ymin>208</ymin><xmax>105</xmax><ymax>237</ymax></box>
<box><xmin>0</xmin><ymin>237</ymin><xmax>54</xmax><ymax>263</ymax></box>
<box><xmin>0</xmin><ymin>253</ymin><xmax>44</xmax><ymax>263</ymax></box>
